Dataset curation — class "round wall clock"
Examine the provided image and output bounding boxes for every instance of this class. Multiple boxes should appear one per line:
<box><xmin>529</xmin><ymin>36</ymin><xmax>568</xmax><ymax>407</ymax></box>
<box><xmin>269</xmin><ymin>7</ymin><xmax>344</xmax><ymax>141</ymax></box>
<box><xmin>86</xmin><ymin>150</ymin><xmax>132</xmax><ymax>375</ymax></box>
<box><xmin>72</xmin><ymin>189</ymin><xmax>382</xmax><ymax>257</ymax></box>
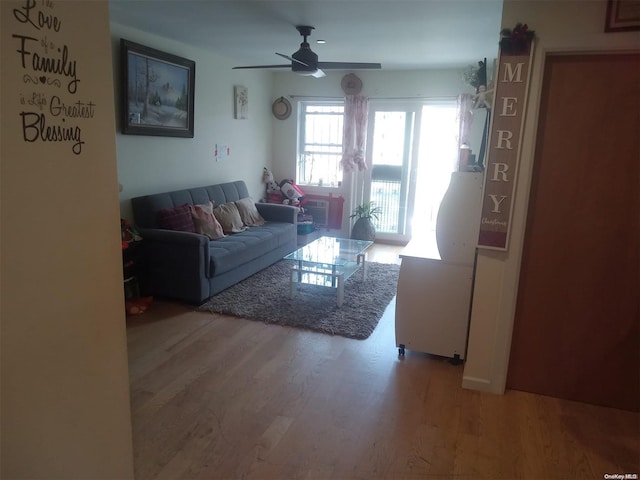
<box><xmin>272</xmin><ymin>97</ymin><xmax>292</xmax><ymax>120</ymax></box>
<box><xmin>341</xmin><ymin>73</ymin><xmax>363</xmax><ymax>95</ymax></box>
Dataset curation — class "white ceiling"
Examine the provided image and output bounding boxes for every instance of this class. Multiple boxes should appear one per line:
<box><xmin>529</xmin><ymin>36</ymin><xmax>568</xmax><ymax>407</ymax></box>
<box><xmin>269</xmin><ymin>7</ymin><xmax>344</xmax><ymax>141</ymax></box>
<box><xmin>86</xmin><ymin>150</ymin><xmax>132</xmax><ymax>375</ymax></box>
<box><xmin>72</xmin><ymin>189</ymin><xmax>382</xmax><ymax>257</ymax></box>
<box><xmin>108</xmin><ymin>0</ymin><xmax>503</xmax><ymax>71</ymax></box>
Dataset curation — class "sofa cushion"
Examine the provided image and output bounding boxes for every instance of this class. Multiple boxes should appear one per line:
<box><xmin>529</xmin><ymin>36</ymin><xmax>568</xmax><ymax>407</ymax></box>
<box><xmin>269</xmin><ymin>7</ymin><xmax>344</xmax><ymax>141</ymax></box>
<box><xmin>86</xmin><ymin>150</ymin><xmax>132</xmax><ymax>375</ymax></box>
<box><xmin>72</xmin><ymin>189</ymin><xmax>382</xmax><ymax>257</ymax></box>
<box><xmin>190</xmin><ymin>201</ymin><xmax>226</xmax><ymax>240</ymax></box>
<box><xmin>213</xmin><ymin>202</ymin><xmax>246</xmax><ymax>234</ymax></box>
<box><xmin>208</xmin><ymin>222</ymin><xmax>295</xmax><ymax>275</ymax></box>
<box><xmin>235</xmin><ymin>197</ymin><xmax>265</xmax><ymax>227</ymax></box>
<box><xmin>157</xmin><ymin>204</ymin><xmax>196</xmax><ymax>232</ymax></box>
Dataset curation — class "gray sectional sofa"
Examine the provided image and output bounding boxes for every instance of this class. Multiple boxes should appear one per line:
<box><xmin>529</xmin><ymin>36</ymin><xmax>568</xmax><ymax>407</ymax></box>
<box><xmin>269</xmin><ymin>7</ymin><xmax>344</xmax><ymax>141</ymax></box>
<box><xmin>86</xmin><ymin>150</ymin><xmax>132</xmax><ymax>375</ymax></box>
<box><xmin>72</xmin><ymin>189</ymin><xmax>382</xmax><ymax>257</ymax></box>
<box><xmin>131</xmin><ymin>180</ymin><xmax>297</xmax><ymax>304</ymax></box>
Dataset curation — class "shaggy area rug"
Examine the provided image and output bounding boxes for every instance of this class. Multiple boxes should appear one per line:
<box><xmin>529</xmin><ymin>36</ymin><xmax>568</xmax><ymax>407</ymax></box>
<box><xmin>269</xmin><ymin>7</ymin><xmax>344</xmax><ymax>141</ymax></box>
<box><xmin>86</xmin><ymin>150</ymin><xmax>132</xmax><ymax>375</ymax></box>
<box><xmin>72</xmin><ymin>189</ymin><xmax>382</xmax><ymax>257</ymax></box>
<box><xmin>199</xmin><ymin>260</ymin><xmax>399</xmax><ymax>339</ymax></box>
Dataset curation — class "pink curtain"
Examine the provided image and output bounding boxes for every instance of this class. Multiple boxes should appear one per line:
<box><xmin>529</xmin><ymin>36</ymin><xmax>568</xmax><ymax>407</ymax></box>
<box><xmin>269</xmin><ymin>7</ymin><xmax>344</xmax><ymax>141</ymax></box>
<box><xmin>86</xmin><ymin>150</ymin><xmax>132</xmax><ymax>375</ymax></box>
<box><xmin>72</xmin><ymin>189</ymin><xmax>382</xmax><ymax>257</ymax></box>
<box><xmin>457</xmin><ymin>93</ymin><xmax>475</xmax><ymax>149</ymax></box>
<box><xmin>340</xmin><ymin>95</ymin><xmax>369</xmax><ymax>172</ymax></box>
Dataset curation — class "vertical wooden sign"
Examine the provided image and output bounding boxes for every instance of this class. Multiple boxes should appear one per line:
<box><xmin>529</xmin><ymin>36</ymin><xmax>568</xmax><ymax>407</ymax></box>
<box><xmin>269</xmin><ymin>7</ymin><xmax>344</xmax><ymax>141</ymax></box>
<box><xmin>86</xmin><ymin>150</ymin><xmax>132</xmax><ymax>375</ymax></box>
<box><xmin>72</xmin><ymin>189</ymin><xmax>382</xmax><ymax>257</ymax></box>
<box><xmin>478</xmin><ymin>38</ymin><xmax>535</xmax><ymax>250</ymax></box>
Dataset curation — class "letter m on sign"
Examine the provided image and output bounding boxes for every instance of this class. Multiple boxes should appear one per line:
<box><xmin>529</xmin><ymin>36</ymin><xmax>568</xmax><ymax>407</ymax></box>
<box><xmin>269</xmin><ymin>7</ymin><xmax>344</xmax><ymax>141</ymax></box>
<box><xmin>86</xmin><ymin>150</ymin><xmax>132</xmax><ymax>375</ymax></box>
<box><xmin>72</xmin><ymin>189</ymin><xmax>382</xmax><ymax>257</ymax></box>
<box><xmin>502</xmin><ymin>62</ymin><xmax>524</xmax><ymax>83</ymax></box>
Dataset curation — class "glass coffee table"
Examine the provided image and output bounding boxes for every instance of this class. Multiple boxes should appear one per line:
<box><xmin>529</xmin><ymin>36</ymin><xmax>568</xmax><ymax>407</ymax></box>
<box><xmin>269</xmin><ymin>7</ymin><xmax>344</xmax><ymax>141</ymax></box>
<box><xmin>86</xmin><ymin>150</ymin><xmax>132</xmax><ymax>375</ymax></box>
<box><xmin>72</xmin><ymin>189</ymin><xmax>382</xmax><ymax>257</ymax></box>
<box><xmin>284</xmin><ymin>236</ymin><xmax>373</xmax><ymax>307</ymax></box>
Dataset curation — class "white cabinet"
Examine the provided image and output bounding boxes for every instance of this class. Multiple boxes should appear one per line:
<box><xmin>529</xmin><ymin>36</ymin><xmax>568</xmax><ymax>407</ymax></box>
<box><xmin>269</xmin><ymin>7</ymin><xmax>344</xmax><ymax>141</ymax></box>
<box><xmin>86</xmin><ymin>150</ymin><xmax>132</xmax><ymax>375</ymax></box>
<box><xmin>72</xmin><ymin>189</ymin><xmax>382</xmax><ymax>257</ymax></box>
<box><xmin>395</xmin><ymin>172</ymin><xmax>483</xmax><ymax>360</ymax></box>
<box><xmin>395</xmin><ymin>243</ymin><xmax>475</xmax><ymax>359</ymax></box>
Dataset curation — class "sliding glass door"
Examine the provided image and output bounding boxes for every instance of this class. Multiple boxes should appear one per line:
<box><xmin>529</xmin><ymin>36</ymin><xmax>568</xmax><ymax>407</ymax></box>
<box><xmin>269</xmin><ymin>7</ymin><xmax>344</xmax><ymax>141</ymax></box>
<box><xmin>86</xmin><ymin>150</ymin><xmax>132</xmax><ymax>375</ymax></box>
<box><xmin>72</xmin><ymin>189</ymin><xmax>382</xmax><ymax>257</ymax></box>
<box><xmin>362</xmin><ymin>100</ymin><xmax>458</xmax><ymax>244</ymax></box>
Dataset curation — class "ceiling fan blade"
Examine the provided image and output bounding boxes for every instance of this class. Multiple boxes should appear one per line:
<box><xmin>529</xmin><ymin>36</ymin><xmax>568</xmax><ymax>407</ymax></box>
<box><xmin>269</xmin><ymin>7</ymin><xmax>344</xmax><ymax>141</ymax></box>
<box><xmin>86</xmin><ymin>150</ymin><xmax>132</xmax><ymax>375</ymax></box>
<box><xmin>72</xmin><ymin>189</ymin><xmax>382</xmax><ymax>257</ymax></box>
<box><xmin>232</xmin><ymin>64</ymin><xmax>291</xmax><ymax>70</ymax></box>
<box><xmin>312</xmin><ymin>69</ymin><xmax>326</xmax><ymax>78</ymax></box>
<box><xmin>317</xmin><ymin>61</ymin><xmax>382</xmax><ymax>70</ymax></box>
<box><xmin>276</xmin><ymin>52</ymin><xmax>309</xmax><ymax>67</ymax></box>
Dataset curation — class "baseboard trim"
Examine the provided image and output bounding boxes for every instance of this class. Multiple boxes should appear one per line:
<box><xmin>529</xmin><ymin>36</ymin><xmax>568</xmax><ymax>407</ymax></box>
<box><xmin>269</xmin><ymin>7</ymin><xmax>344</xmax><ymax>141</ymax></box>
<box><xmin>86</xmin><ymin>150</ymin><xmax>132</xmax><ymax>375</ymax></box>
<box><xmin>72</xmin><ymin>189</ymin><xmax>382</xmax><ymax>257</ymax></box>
<box><xmin>462</xmin><ymin>375</ymin><xmax>496</xmax><ymax>393</ymax></box>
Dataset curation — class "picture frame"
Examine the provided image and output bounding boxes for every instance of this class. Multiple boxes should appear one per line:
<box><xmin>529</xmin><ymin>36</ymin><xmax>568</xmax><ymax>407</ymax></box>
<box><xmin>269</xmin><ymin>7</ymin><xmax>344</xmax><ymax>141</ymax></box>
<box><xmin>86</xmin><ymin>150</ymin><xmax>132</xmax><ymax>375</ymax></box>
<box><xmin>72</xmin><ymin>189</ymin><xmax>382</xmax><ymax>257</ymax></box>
<box><xmin>234</xmin><ymin>85</ymin><xmax>248</xmax><ymax>120</ymax></box>
<box><xmin>120</xmin><ymin>39</ymin><xmax>195</xmax><ymax>137</ymax></box>
<box><xmin>605</xmin><ymin>0</ymin><xmax>640</xmax><ymax>32</ymax></box>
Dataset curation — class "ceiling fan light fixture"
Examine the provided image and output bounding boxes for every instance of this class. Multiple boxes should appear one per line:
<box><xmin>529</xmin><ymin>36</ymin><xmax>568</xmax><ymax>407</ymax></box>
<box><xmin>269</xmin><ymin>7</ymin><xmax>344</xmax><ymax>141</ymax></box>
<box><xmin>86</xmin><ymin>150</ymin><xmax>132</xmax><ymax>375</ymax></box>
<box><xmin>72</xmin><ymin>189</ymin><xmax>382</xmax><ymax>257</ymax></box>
<box><xmin>296</xmin><ymin>70</ymin><xmax>318</xmax><ymax>76</ymax></box>
<box><xmin>294</xmin><ymin>68</ymin><xmax>325</xmax><ymax>78</ymax></box>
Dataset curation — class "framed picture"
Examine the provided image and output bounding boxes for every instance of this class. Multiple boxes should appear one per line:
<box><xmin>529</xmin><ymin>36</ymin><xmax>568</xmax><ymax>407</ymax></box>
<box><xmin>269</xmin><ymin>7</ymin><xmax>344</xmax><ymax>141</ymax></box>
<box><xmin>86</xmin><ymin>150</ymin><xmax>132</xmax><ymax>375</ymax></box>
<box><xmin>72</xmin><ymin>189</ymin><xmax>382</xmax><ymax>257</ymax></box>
<box><xmin>234</xmin><ymin>85</ymin><xmax>248</xmax><ymax>120</ymax></box>
<box><xmin>121</xmin><ymin>39</ymin><xmax>195</xmax><ymax>137</ymax></box>
<box><xmin>605</xmin><ymin>0</ymin><xmax>640</xmax><ymax>32</ymax></box>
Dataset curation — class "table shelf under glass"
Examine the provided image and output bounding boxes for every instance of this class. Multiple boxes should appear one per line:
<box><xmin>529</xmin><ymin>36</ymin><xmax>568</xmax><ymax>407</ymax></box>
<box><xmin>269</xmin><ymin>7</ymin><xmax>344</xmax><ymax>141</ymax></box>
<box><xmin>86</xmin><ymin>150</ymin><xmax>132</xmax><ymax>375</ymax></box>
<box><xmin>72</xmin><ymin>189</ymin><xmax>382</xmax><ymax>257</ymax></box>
<box><xmin>284</xmin><ymin>237</ymin><xmax>373</xmax><ymax>307</ymax></box>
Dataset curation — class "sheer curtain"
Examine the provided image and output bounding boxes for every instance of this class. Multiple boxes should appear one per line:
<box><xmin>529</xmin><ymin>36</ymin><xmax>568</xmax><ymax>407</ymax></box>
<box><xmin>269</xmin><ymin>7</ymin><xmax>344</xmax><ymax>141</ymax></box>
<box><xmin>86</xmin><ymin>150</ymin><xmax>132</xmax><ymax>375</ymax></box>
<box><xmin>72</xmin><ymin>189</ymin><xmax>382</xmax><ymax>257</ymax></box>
<box><xmin>340</xmin><ymin>95</ymin><xmax>369</xmax><ymax>172</ymax></box>
<box><xmin>456</xmin><ymin>93</ymin><xmax>475</xmax><ymax>151</ymax></box>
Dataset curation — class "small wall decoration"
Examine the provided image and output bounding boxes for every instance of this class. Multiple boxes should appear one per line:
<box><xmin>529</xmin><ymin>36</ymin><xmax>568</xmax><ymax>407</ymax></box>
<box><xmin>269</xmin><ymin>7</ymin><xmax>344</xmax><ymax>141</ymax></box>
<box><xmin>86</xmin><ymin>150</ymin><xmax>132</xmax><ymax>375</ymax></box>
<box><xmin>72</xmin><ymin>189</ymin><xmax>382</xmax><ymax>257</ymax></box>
<box><xmin>498</xmin><ymin>23</ymin><xmax>535</xmax><ymax>54</ymax></box>
<box><xmin>477</xmin><ymin>23</ymin><xmax>535</xmax><ymax>251</ymax></box>
<box><xmin>341</xmin><ymin>73</ymin><xmax>363</xmax><ymax>95</ymax></box>
<box><xmin>121</xmin><ymin>39</ymin><xmax>195</xmax><ymax>137</ymax></box>
<box><xmin>605</xmin><ymin>0</ymin><xmax>640</xmax><ymax>31</ymax></box>
<box><xmin>272</xmin><ymin>96</ymin><xmax>291</xmax><ymax>120</ymax></box>
<box><xmin>234</xmin><ymin>85</ymin><xmax>248</xmax><ymax>119</ymax></box>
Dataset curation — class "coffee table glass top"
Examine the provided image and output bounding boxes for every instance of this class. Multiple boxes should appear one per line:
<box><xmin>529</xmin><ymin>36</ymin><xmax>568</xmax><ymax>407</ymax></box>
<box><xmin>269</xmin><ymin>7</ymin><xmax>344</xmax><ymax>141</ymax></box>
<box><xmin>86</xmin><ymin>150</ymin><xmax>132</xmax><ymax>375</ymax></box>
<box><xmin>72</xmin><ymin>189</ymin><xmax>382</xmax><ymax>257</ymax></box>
<box><xmin>284</xmin><ymin>236</ymin><xmax>373</xmax><ymax>266</ymax></box>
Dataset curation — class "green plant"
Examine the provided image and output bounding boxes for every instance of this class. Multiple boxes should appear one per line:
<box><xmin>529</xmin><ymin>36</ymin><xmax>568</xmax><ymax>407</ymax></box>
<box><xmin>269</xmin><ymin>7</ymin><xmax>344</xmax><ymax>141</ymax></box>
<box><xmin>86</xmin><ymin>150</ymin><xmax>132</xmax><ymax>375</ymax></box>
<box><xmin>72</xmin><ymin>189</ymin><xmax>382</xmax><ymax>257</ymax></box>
<box><xmin>350</xmin><ymin>201</ymin><xmax>382</xmax><ymax>221</ymax></box>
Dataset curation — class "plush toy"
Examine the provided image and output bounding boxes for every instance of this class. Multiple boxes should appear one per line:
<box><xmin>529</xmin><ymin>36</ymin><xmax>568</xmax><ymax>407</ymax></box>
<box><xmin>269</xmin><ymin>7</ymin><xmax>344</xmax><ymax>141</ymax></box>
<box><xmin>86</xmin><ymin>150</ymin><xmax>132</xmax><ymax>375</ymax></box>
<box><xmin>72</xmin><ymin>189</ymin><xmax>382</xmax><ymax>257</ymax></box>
<box><xmin>263</xmin><ymin>167</ymin><xmax>284</xmax><ymax>203</ymax></box>
<box><xmin>125</xmin><ymin>296</ymin><xmax>153</xmax><ymax>315</ymax></box>
<box><xmin>279</xmin><ymin>179</ymin><xmax>304</xmax><ymax>206</ymax></box>
<box><xmin>263</xmin><ymin>168</ymin><xmax>280</xmax><ymax>194</ymax></box>
<box><xmin>474</xmin><ymin>84</ymin><xmax>494</xmax><ymax>110</ymax></box>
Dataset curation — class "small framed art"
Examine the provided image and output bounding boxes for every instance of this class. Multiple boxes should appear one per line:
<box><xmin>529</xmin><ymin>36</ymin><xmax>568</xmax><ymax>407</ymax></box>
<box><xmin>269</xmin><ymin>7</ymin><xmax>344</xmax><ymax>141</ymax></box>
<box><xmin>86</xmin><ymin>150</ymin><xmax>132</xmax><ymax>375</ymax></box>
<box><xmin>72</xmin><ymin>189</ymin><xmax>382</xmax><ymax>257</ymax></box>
<box><xmin>605</xmin><ymin>0</ymin><xmax>640</xmax><ymax>32</ymax></box>
<box><xmin>234</xmin><ymin>85</ymin><xmax>248</xmax><ymax>120</ymax></box>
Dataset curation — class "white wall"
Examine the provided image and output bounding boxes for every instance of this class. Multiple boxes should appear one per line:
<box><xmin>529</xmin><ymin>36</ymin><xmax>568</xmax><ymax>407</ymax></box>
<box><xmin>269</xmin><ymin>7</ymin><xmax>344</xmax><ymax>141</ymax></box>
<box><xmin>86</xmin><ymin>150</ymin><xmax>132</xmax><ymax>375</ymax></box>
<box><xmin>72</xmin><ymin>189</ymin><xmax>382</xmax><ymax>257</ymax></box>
<box><xmin>110</xmin><ymin>23</ymin><xmax>275</xmax><ymax>220</ymax></box>
<box><xmin>1</xmin><ymin>1</ymin><xmax>133</xmax><ymax>477</ymax></box>
<box><xmin>463</xmin><ymin>0</ymin><xmax>640</xmax><ymax>393</ymax></box>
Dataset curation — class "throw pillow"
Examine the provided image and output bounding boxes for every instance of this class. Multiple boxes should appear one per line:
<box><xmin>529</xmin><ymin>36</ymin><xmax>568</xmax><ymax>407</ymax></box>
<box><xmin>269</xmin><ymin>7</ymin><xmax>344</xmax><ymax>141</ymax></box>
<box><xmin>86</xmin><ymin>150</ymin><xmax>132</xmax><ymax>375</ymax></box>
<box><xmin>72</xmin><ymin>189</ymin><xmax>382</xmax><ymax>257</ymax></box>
<box><xmin>157</xmin><ymin>204</ymin><xmax>196</xmax><ymax>232</ymax></box>
<box><xmin>213</xmin><ymin>202</ymin><xmax>246</xmax><ymax>234</ymax></box>
<box><xmin>235</xmin><ymin>197</ymin><xmax>265</xmax><ymax>227</ymax></box>
<box><xmin>189</xmin><ymin>201</ymin><xmax>226</xmax><ymax>240</ymax></box>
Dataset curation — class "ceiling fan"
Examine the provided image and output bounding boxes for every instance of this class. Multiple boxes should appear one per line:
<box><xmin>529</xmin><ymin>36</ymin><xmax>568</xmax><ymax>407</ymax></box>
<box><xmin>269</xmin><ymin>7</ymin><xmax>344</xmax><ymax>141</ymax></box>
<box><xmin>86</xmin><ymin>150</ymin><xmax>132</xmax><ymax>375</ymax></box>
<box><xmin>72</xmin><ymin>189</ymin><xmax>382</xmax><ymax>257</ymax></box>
<box><xmin>233</xmin><ymin>25</ymin><xmax>382</xmax><ymax>78</ymax></box>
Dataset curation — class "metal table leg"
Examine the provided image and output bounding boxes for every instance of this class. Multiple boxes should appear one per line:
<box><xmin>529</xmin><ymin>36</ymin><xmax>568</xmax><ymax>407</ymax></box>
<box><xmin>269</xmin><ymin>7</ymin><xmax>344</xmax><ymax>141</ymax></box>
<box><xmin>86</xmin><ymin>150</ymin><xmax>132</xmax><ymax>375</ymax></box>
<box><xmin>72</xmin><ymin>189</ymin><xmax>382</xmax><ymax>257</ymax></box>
<box><xmin>290</xmin><ymin>268</ymin><xmax>297</xmax><ymax>299</ymax></box>
<box><xmin>336</xmin><ymin>273</ymin><xmax>344</xmax><ymax>307</ymax></box>
<box><xmin>357</xmin><ymin>253</ymin><xmax>367</xmax><ymax>281</ymax></box>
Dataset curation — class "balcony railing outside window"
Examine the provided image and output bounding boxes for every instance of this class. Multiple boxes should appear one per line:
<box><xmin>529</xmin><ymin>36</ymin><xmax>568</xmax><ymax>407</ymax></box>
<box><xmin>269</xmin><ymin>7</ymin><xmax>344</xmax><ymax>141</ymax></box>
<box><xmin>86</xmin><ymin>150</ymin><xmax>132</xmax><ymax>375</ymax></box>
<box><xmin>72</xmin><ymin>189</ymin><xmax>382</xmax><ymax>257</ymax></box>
<box><xmin>371</xmin><ymin>179</ymin><xmax>401</xmax><ymax>233</ymax></box>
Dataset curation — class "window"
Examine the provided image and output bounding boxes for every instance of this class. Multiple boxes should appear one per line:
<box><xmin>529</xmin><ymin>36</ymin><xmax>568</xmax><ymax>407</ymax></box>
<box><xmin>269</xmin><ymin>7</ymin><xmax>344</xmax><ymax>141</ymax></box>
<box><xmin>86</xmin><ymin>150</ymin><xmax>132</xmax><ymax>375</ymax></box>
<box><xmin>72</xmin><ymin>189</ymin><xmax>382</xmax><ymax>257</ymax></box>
<box><xmin>297</xmin><ymin>101</ymin><xmax>344</xmax><ymax>187</ymax></box>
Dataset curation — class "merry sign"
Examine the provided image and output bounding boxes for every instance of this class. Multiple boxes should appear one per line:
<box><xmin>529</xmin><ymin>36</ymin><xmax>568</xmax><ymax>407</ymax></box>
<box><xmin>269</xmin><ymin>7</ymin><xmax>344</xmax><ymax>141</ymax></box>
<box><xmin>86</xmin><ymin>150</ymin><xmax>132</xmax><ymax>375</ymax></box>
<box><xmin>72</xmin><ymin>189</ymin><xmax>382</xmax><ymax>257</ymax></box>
<box><xmin>477</xmin><ymin>39</ymin><xmax>535</xmax><ymax>250</ymax></box>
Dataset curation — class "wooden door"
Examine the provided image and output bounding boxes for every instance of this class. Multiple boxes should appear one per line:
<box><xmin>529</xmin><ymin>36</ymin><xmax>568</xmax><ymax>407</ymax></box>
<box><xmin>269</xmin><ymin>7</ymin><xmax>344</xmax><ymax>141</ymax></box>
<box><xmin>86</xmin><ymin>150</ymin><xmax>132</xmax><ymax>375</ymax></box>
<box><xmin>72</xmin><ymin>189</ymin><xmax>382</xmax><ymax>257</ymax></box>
<box><xmin>507</xmin><ymin>53</ymin><xmax>640</xmax><ymax>411</ymax></box>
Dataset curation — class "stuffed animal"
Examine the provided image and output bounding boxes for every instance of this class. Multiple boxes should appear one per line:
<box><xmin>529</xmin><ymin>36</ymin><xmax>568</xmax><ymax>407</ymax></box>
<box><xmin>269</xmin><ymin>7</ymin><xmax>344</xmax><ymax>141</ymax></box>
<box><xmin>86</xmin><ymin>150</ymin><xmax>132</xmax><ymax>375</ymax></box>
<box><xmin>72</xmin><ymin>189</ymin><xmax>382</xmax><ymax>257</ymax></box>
<box><xmin>279</xmin><ymin>179</ymin><xmax>304</xmax><ymax>206</ymax></box>
<box><xmin>125</xmin><ymin>296</ymin><xmax>153</xmax><ymax>315</ymax></box>
<box><xmin>474</xmin><ymin>84</ymin><xmax>494</xmax><ymax>110</ymax></box>
<box><xmin>263</xmin><ymin>167</ymin><xmax>286</xmax><ymax>203</ymax></box>
<box><xmin>263</xmin><ymin>168</ymin><xmax>280</xmax><ymax>194</ymax></box>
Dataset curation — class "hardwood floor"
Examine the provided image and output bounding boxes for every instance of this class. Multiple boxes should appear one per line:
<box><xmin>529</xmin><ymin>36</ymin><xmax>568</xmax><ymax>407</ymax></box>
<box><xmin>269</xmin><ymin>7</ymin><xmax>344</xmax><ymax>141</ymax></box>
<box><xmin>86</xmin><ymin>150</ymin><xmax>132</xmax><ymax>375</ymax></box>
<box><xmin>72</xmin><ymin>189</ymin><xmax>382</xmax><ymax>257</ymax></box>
<box><xmin>127</xmin><ymin>244</ymin><xmax>639</xmax><ymax>479</ymax></box>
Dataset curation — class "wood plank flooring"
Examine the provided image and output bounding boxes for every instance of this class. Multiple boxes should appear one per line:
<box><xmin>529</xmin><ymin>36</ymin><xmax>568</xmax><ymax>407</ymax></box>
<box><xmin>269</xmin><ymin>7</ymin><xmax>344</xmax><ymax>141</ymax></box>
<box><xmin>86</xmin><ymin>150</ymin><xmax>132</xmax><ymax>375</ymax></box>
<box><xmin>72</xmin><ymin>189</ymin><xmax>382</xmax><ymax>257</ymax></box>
<box><xmin>127</xmin><ymin>244</ymin><xmax>639</xmax><ymax>479</ymax></box>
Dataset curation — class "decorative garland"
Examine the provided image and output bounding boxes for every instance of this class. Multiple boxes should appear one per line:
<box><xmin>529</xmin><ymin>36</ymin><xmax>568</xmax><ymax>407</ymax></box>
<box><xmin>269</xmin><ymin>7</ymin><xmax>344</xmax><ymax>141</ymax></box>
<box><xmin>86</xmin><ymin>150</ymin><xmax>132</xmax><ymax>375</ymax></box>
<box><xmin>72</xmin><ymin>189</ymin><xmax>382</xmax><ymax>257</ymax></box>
<box><xmin>499</xmin><ymin>23</ymin><xmax>535</xmax><ymax>54</ymax></box>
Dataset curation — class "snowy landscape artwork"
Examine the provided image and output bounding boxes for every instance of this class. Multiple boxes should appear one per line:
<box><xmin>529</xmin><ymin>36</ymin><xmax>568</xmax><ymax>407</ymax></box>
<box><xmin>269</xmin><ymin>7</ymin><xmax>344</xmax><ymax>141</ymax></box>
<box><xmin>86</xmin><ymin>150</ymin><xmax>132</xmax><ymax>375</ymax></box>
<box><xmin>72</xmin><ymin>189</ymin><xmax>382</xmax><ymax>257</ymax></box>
<box><xmin>121</xmin><ymin>40</ymin><xmax>195</xmax><ymax>137</ymax></box>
